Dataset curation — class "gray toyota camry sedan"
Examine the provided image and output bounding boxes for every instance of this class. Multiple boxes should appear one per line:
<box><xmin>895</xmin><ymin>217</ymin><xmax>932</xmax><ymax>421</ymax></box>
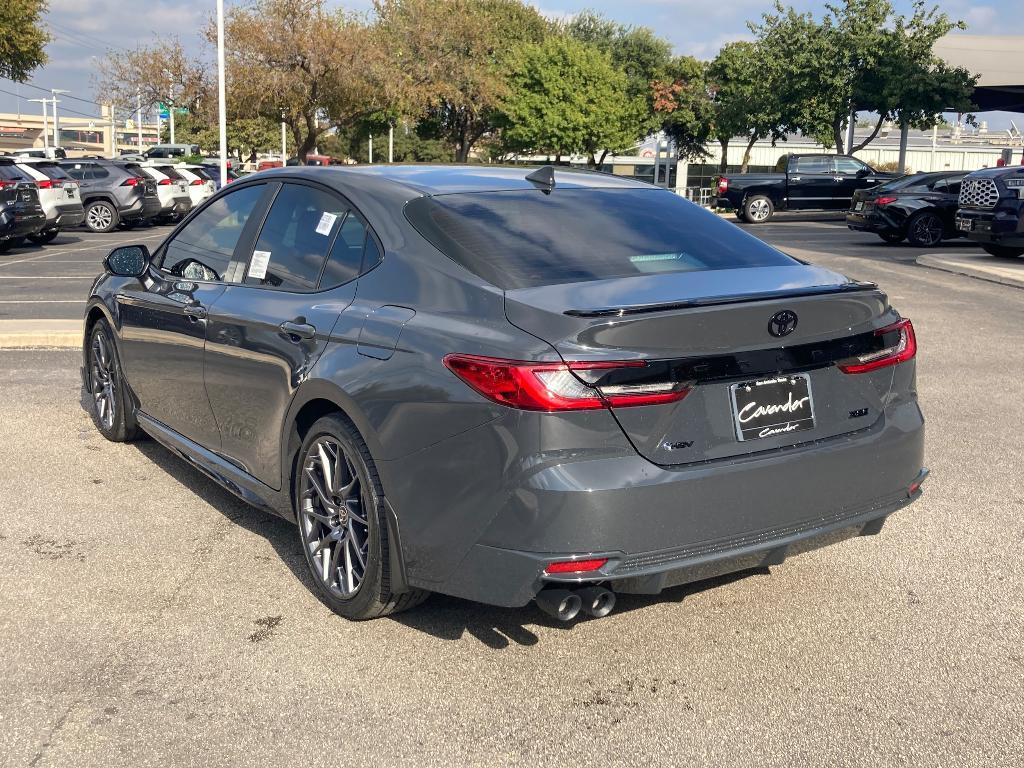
<box><xmin>83</xmin><ymin>165</ymin><xmax>926</xmax><ymax>621</ymax></box>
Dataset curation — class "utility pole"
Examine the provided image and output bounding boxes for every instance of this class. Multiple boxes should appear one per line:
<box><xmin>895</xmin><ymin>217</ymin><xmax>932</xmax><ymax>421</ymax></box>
<box><xmin>388</xmin><ymin>124</ymin><xmax>394</xmax><ymax>163</ymax></box>
<box><xmin>28</xmin><ymin>98</ymin><xmax>49</xmax><ymax>149</ymax></box>
<box><xmin>368</xmin><ymin>134</ymin><xmax>373</xmax><ymax>164</ymax></box>
<box><xmin>136</xmin><ymin>90</ymin><xmax>143</xmax><ymax>150</ymax></box>
<box><xmin>216</xmin><ymin>0</ymin><xmax>228</xmax><ymax>187</ymax></box>
<box><xmin>51</xmin><ymin>89</ymin><xmax>68</xmax><ymax>148</ymax></box>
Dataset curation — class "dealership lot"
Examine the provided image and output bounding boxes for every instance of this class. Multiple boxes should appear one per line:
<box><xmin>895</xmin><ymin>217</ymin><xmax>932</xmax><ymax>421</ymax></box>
<box><xmin>1</xmin><ymin>221</ymin><xmax>1022</xmax><ymax>766</ymax></box>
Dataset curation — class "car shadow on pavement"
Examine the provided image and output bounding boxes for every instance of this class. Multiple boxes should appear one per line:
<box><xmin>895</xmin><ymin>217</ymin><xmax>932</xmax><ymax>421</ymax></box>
<box><xmin>389</xmin><ymin>569</ymin><xmax>768</xmax><ymax>649</ymax></box>
<box><xmin>84</xmin><ymin>385</ymin><xmax>768</xmax><ymax>650</ymax></box>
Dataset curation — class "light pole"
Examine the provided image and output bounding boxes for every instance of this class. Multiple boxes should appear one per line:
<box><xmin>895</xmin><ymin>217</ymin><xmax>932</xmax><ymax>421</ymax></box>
<box><xmin>166</xmin><ymin>74</ymin><xmax>176</xmax><ymax>144</ymax></box>
<box><xmin>28</xmin><ymin>98</ymin><xmax>49</xmax><ymax>150</ymax></box>
<box><xmin>281</xmin><ymin>110</ymin><xmax>287</xmax><ymax>164</ymax></box>
<box><xmin>388</xmin><ymin>124</ymin><xmax>394</xmax><ymax>163</ymax></box>
<box><xmin>136</xmin><ymin>90</ymin><xmax>143</xmax><ymax>150</ymax></box>
<box><xmin>216</xmin><ymin>0</ymin><xmax>228</xmax><ymax>187</ymax></box>
<box><xmin>51</xmin><ymin>89</ymin><xmax>69</xmax><ymax>148</ymax></box>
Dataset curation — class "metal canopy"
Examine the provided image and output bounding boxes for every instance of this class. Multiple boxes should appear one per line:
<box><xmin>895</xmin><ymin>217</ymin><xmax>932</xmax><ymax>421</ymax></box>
<box><xmin>934</xmin><ymin>34</ymin><xmax>1024</xmax><ymax>113</ymax></box>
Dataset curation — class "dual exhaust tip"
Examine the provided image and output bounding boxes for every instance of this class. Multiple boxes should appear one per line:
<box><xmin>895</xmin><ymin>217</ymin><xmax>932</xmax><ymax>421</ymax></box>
<box><xmin>535</xmin><ymin>586</ymin><xmax>615</xmax><ymax>622</ymax></box>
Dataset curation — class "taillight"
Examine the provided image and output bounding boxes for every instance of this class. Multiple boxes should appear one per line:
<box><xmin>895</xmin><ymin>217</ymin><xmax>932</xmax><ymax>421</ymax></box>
<box><xmin>718</xmin><ymin>177</ymin><xmax>729</xmax><ymax>193</ymax></box>
<box><xmin>157</xmin><ymin>178</ymin><xmax>172</xmax><ymax>185</ymax></box>
<box><xmin>189</xmin><ymin>179</ymin><xmax>203</xmax><ymax>186</ymax></box>
<box><xmin>838</xmin><ymin>319</ymin><xmax>916</xmax><ymax>374</ymax></box>
<box><xmin>0</xmin><ymin>180</ymin><xmax>17</xmax><ymax>189</ymax></box>
<box><xmin>35</xmin><ymin>179</ymin><xmax>54</xmax><ymax>189</ymax></box>
<box><xmin>442</xmin><ymin>354</ymin><xmax>691</xmax><ymax>411</ymax></box>
<box><xmin>544</xmin><ymin>558</ymin><xmax>608</xmax><ymax>575</ymax></box>
<box><xmin>875</xmin><ymin>195</ymin><xmax>897</xmax><ymax>206</ymax></box>
<box><xmin>121</xmin><ymin>177</ymin><xmax>139</xmax><ymax>187</ymax></box>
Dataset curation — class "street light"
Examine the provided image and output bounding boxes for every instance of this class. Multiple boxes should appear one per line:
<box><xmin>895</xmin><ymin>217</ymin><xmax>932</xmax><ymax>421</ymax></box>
<box><xmin>27</xmin><ymin>98</ymin><xmax>49</xmax><ymax>150</ymax></box>
<box><xmin>216</xmin><ymin>0</ymin><xmax>228</xmax><ymax>187</ymax></box>
<box><xmin>50</xmin><ymin>89</ymin><xmax>69</xmax><ymax>148</ymax></box>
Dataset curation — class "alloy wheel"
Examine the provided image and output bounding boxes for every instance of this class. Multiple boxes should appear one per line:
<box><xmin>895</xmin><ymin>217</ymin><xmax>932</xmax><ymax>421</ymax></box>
<box><xmin>87</xmin><ymin>204</ymin><xmax>113</xmax><ymax>231</ymax></box>
<box><xmin>90</xmin><ymin>331</ymin><xmax>116</xmax><ymax>431</ymax></box>
<box><xmin>911</xmin><ymin>214</ymin><xmax>943</xmax><ymax>247</ymax></box>
<box><xmin>298</xmin><ymin>437</ymin><xmax>370</xmax><ymax>598</ymax></box>
<box><xmin>748</xmin><ymin>198</ymin><xmax>771</xmax><ymax>222</ymax></box>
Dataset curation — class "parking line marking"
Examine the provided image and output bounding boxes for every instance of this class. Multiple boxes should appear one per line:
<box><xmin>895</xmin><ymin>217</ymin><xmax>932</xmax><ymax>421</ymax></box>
<box><xmin>0</xmin><ymin>276</ymin><xmax>94</xmax><ymax>280</ymax></box>
<box><xmin>0</xmin><ymin>233</ymin><xmax>166</xmax><ymax>267</ymax></box>
<box><xmin>0</xmin><ymin>299</ymin><xmax>86</xmax><ymax>303</ymax></box>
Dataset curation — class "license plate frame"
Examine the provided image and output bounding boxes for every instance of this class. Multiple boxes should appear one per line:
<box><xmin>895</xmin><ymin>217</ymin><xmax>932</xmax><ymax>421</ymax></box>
<box><xmin>854</xmin><ymin>201</ymin><xmax>864</xmax><ymax>211</ymax></box>
<box><xmin>730</xmin><ymin>374</ymin><xmax>816</xmax><ymax>442</ymax></box>
<box><xmin>956</xmin><ymin>217</ymin><xmax>973</xmax><ymax>232</ymax></box>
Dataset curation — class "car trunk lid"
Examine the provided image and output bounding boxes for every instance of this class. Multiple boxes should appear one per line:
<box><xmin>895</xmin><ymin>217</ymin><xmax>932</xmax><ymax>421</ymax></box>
<box><xmin>505</xmin><ymin>266</ymin><xmax>900</xmax><ymax>465</ymax></box>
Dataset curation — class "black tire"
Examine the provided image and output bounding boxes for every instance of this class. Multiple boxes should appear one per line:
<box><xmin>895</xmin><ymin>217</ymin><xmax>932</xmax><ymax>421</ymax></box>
<box><xmin>86</xmin><ymin>319</ymin><xmax>142</xmax><ymax>442</ymax></box>
<box><xmin>28</xmin><ymin>228</ymin><xmax>60</xmax><ymax>245</ymax></box>
<box><xmin>295</xmin><ymin>414</ymin><xmax>428</xmax><ymax>620</ymax></box>
<box><xmin>4</xmin><ymin>236</ymin><xmax>26</xmax><ymax>249</ymax></box>
<box><xmin>743</xmin><ymin>194</ymin><xmax>774</xmax><ymax>223</ymax></box>
<box><xmin>982</xmin><ymin>244</ymin><xmax>1024</xmax><ymax>258</ymax></box>
<box><xmin>877</xmin><ymin>231</ymin><xmax>905</xmax><ymax>244</ymax></box>
<box><xmin>734</xmin><ymin>209</ymin><xmax>748</xmax><ymax>223</ymax></box>
<box><xmin>118</xmin><ymin>219</ymin><xmax>137</xmax><ymax>231</ymax></box>
<box><xmin>84</xmin><ymin>200</ymin><xmax>119</xmax><ymax>233</ymax></box>
<box><xmin>0</xmin><ymin>240</ymin><xmax>11</xmax><ymax>254</ymax></box>
<box><xmin>906</xmin><ymin>211</ymin><xmax>944</xmax><ymax>247</ymax></box>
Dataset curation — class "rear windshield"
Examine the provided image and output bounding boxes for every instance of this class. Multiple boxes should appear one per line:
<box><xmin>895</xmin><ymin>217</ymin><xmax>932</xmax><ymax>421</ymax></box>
<box><xmin>34</xmin><ymin>163</ymin><xmax>70</xmax><ymax>180</ymax></box>
<box><xmin>877</xmin><ymin>173</ymin><xmax>933</xmax><ymax>192</ymax></box>
<box><xmin>0</xmin><ymin>164</ymin><xmax>29</xmax><ymax>181</ymax></box>
<box><xmin>189</xmin><ymin>167</ymin><xmax>212</xmax><ymax>181</ymax></box>
<box><xmin>156</xmin><ymin>166</ymin><xmax>185</xmax><ymax>181</ymax></box>
<box><xmin>405</xmin><ymin>188</ymin><xmax>798</xmax><ymax>289</ymax></box>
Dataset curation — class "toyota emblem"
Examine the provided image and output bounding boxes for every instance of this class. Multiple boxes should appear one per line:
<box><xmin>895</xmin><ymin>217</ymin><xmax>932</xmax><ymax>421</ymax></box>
<box><xmin>768</xmin><ymin>310</ymin><xmax>798</xmax><ymax>337</ymax></box>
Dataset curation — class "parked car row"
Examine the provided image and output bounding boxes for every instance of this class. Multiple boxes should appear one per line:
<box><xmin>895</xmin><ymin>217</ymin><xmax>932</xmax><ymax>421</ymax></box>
<box><xmin>0</xmin><ymin>153</ymin><xmax>222</xmax><ymax>250</ymax></box>
<box><xmin>846</xmin><ymin>166</ymin><xmax>1024</xmax><ymax>257</ymax></box>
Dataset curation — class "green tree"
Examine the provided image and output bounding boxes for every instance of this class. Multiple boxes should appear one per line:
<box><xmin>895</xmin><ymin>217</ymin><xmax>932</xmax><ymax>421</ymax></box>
<box><xmin>565</xmin><ymin>12</ymin><xmax>673</xmax><ymax>164</ymax></box>
<box><xmin>750</xmin><ymin>0</ymin><xmax>976</xmax><ymax>154</ymax></box>
<box><xmin>219</xmin><ymin>0</ymin><xmax>386</xmax><ymax>161</ymax></box>
<box><xmin>375</xmin><ymin>0</ymin><xmax>548</xmax><ymax>162</ymax></box>
<box><xmin>707</xmin><ymin>41</ymin><xmax>787</xmax><ymax>174</ymax></box>
<box><xmin>652</xmin><ymin>55</ymin><xmax>714</xmax><ymax>162</ymax></box>
<box><xmin>96</xmin><ymin>38</ymin><xmax>209</xmax><ymax>117</ymax></box>
<box><xmin>0</xmin><ymin>0</ymin><xmax>49</xmax><ymax>81</ymax></box>
<box><xmin>498</xmin><ymin>35</ymin><xmax>638</xmax><ymax>161</ymax></box>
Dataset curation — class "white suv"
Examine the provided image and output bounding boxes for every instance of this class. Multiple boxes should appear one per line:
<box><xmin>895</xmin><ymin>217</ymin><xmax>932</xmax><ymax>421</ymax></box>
<box><xmin>137</xmin><ymin>163</ymin><xmax>193</xmax><ymax>224</ymax></box>
<box><xmin>175</xmin><ymin>165</ymin><xmax>217</xmax><ymax>208</ymax></box>
<box><xmin>14</xmin><ymin>158</ymin><xmax>85</xmax><ymax>243</ymax></box>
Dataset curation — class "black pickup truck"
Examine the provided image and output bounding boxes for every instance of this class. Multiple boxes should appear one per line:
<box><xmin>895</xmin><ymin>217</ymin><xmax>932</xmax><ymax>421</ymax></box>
<box><xmin>716</xmin><ymin>153</ymin><xmax>895</xmax><ymax>223</ymax></box>
<box><xmin>955</xmin><ymin>165</ymin><xmax>1024</xmax><ymax>257</ymax></box>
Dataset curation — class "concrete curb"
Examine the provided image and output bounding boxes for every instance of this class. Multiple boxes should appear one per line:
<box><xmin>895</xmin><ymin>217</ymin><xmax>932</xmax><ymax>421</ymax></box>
<box><xmin>917</xmin><ymin>253</ymin><xmax>1024</xmax><ymax>290</ymax></box>
<box><xmin>0</xmin><ymin>320</ymin><xmax>83</xmax><ymax>349</ymax></box>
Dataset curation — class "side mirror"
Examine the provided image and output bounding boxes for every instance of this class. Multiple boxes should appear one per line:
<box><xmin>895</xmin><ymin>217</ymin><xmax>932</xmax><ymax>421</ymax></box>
<box><xmin>104</xmin><ymin>244</ymin><xmax>151</xmax><ymax>278</ymax></box>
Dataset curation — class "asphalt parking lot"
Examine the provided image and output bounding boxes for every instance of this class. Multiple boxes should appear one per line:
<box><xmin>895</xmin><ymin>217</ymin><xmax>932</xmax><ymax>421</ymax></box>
<box><xmin>1</xmin><ymin>218</ymin><xmax>1022</xmax><ymax>766</ymax></box>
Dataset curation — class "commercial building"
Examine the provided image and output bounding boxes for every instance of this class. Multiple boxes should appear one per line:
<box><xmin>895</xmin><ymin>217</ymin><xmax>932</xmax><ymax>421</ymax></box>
<box><xmin>0</xmin><ymin>106</ymin><xmax>159</xmax><ymax>157</ymax></box>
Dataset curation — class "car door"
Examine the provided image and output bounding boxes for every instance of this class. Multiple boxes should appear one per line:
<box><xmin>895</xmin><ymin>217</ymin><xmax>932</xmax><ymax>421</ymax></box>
<box><xmin>833</xmin><ymin>156</ymin><xmax>880</xmax><ymax>204</ymax></box>
<box><xmin>787</xmin><ymin>155</ymin><xmax>836</xmax><ymax>209</ymax></box>
<box><xmin>116</xmin><ymin>182</ymin><xmax>273</xmax><ymax>449</ymax></box>
<box><xmin>204</xmin><ymin>181</ymin><xmax>373</xmax><ymax>489</ymax></box>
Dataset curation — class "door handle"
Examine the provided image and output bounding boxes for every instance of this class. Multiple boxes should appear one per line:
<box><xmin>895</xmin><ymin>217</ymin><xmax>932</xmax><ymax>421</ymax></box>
<box><xmin>183</xmin><ymin>303</ymin><xmax>207</xmax><ymax>321</ymax></box>
<box><xmin>790</xmin><ymin>176</ymin><xmax>801</xmax><ymax>181</ymax></box>
<box><xmin>279</xmin><ymin>320</ymin><xmax>317</xmax><ymax>341</ymax></box>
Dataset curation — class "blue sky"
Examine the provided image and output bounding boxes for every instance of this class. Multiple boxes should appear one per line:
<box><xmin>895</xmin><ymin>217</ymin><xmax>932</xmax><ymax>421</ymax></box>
<box><xmin>1</xmin><ymin>0</ymin><xmax>1021</xmax><ymax>127</ymax></box>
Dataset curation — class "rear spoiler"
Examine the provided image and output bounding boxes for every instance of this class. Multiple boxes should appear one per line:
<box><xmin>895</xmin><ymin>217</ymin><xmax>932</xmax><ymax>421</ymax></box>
<box><xmin>564</xmin><ymin>281</ymin><xmax>879</xmax><ymax>318</ymax></box>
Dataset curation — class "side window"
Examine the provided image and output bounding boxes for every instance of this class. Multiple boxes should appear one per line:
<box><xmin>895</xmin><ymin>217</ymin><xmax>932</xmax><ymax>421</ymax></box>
<box><xmin>92</xmin><ymin>165</ymin><xmax>110</xmax><ymax>179</ymax></box>
<box><xmin>321</xmin><ymin>214</ymin><xmax>368</xmax><ymax>288</ymax></box>
<box><xmin>245</xmin><ymin>183</ymin><xmax>346</xmax><ymax>291</ymax></box>
<box><xmin>942</xmin><ymin>176</ymin><xmax>964</xmax><ymax>195</ymax></box>
<box><xmin>834</xmin><ymin>157</ymin><xmax>869</xmax><ymax>175</ymax></box>
<box><xmin>160</xmin><ymin>184</ymin><xmax>266</xmax><ymax>282</ymax></box>
<box><xmin>795</xmin><ymin>156</ymin><xmax>833</xmax><ymax>174</ymax></box>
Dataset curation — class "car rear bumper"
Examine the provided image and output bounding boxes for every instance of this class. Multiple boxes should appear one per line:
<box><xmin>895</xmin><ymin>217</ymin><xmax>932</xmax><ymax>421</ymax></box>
<box><xmin>385</xmin><ymin>391</ymin><xmax>926</xmax><ymax>607</ymax></box>
<box><xmin>48</xmin><ymin>202</ymin><xmax>85</xmax><ymax>229</ymax></box>
<box><xmin>0</xmin><ymin>209</ymin><xmax>47</xmax><ymax>239</ymax></box>
<box><xmin>957</xmin><ymin>207</ymin><xmax>1024</xmax><ymax>246</ymax></box>
<box><xmin>846</xmin><ymin>210</ymin><xmax>896</xmax><ymax>233</ymax></box>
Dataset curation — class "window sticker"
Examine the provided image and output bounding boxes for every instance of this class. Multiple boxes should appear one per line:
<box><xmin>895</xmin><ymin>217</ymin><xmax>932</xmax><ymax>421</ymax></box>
<box><xmin>248</xmin><ymin>250</ymin><xmax>272</xmax><ymax>280</ymax></box>
<box><xmin>315</xmin><ymin>211</ymin><xmax>338</xmax><ymax>236</ymax></box>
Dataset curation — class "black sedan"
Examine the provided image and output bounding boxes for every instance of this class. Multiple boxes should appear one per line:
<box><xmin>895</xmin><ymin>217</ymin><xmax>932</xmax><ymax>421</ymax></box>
<box><xmin>847</xmin><ymin>171</ymin><xmax>969</xmax><ymax>247</ymax></box>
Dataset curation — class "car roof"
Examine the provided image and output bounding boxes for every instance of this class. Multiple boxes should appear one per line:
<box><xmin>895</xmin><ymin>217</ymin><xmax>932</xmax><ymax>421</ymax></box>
<box><xmin>253</xmin><ymin>164</ymin><xmax>653</xmax><ymax>197</ymax></box>
<box><xmin>965</xmin><ymin>165</ymin><xmax>1024</xmax><ymax>179</ymax></box>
